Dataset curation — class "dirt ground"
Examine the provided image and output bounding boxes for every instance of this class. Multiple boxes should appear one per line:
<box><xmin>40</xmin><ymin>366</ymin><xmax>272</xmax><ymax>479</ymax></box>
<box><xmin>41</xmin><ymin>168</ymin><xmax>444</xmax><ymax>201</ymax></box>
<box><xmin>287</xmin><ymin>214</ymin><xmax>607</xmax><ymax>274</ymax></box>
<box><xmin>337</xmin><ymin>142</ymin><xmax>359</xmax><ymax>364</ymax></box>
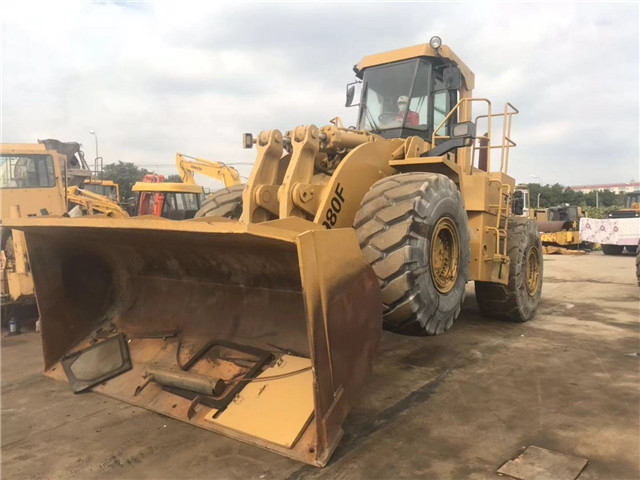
<box><xmin>2</xmin><ymin>251</ymin><xmax>639</xmax><ymax>480</ymax></box>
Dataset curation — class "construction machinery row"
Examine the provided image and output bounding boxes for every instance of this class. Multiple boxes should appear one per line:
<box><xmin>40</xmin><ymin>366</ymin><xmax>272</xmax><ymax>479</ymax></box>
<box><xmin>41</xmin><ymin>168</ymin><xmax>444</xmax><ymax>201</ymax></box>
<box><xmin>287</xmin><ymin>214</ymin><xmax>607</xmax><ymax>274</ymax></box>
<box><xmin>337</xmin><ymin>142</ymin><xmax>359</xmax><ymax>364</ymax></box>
<box><xmin>1</xmin><ymin>141</ymin><xmax>242</xmax><ymax>318</ymax></box>
<box><xmin>515</xmin><ymin>185</ymin><xmax>640</xmax><ymax>255</ymax></box>
<box><xmin>4</xmin><ymin>38</ymin><xmax>543</xmax><ymax>466</ymax></box>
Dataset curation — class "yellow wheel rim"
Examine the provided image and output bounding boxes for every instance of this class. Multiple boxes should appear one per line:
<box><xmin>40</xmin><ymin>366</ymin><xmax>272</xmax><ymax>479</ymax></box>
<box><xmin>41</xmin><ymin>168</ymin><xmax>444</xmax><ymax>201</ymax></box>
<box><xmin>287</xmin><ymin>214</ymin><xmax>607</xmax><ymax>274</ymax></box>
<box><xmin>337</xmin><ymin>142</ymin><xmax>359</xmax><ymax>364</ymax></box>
<box><xmin>525</xmin><ymin>246</ymin><xmax>541</xmax><ymax>296</ymax></box>
<box><xmin>430</xmin><ymin>217</ymin><xmax>460</xmax><ymax>294</ymax></box>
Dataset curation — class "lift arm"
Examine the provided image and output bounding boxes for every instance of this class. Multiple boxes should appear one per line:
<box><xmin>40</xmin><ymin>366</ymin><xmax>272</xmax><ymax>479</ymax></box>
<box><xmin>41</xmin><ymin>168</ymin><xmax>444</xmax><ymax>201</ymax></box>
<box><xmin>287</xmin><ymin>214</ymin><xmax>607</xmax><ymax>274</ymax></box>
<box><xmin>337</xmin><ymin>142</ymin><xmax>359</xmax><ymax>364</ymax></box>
<box><xmin>67</xmin><ymin>186</ymin><xmax>129</xmax><ymax>218</ymax></box>
<box><xmin>176</xmin><ymin>153</ymin><xmax>242</xmax><ymax>187</ymax></box>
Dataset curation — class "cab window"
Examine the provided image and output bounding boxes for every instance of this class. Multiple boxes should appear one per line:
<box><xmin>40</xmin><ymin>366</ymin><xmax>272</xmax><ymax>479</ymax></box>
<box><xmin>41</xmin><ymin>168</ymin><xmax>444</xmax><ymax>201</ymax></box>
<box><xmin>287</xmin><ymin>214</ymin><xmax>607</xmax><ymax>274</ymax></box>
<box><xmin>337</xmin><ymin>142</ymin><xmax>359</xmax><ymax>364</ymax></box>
<box><xmin>432</xmin><ymin>74</ymin><xmax>452</xmax><ymax>137</ymax></box>
<box><xmin>358</xmin><ymin>59</ymin><xmax>421</xmax><ymax>131</ymax></box>
<box><xmin>0</xmin><ymin>154</ymin><xmax>56</xmax><ymax>188</ymax></box>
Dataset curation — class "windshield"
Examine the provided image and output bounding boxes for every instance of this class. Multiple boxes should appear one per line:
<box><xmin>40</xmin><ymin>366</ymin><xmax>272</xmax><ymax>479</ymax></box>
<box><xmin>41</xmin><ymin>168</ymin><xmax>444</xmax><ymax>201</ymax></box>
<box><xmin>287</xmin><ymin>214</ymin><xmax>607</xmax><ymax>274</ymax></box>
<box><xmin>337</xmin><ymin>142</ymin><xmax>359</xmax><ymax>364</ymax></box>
<box><xmin>357</xmin><ymin>59</ymin><xmax>431</xmax><ymax>132</ymax></box>
<box><xmin>85</xmin><ymin>183</ymin><xmax>118</xmax><ymax>200</ymax></box>
<box><xmin>161</xmin><ymin>193</ymin><xmax>201</xmax><ymax>219</ymax></box>
<box><xmin>0</xmin><ymin>154</ymin><xmax>56</xmax><ymax>189</ymax></box>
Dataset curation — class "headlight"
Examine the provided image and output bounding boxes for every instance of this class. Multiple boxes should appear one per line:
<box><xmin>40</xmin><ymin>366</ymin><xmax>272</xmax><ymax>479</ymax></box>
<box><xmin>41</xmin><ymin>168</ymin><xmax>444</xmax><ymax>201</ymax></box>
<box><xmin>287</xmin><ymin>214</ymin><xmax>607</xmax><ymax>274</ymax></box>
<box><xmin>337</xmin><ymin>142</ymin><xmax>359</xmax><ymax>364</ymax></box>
<box><xmin>429</xmin><ymin>36</ymin><xmax>442</xmax><ymax>49</ymax></box>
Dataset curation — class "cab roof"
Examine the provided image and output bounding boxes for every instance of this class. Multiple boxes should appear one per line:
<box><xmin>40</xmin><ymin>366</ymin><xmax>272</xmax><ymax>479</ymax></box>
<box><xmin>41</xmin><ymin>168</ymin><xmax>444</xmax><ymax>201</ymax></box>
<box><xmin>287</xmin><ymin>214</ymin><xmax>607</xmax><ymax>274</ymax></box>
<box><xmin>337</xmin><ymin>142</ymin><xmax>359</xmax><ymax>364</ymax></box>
<box><xmin>132</xmin><ymin>182</ymin><xmax>203</xmax><ymax>194</ymax></box>
<box><xmin>356</xmin><ymin>42</ymin><xmax>475</xmax><ymax>91</ymax></box>
<box><xmin>1</xmin><ymin>143</ymin><xmax>51</xmax><ymax>155</ymax></box>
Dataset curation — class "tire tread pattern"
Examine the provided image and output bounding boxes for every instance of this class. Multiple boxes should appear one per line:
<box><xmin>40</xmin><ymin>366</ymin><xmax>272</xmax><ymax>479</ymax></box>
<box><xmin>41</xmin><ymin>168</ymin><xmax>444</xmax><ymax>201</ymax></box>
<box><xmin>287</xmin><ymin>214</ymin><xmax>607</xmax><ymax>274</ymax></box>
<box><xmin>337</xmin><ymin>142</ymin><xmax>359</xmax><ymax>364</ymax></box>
<box><xmin>354</xmin><ymin>173</ymin><xmax>470</xmax><ymax>335</ymax></box>
<box><xmin>194</xmin><ymin>184</ymin><xmax>245</xmax><ymax>219</ymax></box>
<box><xmin>475</xmin><ymin>218</ymin><xmax>543</xmax><ymax>322</ymax></box>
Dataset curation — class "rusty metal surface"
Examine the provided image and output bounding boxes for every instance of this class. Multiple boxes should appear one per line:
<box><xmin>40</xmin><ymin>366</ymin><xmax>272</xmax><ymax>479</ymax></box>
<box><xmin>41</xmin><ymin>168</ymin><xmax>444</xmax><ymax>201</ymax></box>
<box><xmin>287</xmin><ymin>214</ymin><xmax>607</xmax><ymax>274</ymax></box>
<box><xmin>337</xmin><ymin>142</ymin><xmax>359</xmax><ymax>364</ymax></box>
<box><xmin>9</xmin><ymin>215</ymin><xmax>381</xmax><ymax>466</ymax></box>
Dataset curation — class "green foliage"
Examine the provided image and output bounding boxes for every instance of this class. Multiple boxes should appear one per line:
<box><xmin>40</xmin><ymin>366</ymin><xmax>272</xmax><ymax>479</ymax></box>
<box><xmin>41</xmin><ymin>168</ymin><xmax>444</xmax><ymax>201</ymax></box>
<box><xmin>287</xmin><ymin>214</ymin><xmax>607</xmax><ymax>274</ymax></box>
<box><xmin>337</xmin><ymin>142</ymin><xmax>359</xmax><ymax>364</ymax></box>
<box><xmin>525</xmin><ymin>183</ymin><xmax>626</xmax><ymax>210</ymax></box>
<box><xmin>581</xmin><ymin>206</ymin><xmax>619</xmax><ymax>219</ymax></box>
<box><xmin>166</xmin><ymin>174</ymin><xmax>182</xmax><ymax>183</ymax></box>
<box><xmin>102</xmin><ymin>161</ymin><xmax>150</xmax><ymax>200</ymax></box>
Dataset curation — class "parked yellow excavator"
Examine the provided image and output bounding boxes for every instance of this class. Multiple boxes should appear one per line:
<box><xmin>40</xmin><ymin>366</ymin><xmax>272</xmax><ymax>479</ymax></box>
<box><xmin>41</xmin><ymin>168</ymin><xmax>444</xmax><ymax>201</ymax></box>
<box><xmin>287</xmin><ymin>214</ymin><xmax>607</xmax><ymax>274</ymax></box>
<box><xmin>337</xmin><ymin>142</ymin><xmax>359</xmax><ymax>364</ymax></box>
<box><xmin>6</xmin><ymin>37</ymin><xmax>543</xmax><ymax>466</ymax></box>
<box><xmin>175</xmin><ymin>152</ymin><xmax>242</xmax><ymax>187</ymax></box>
<box><xmin>67</xmin><ymin>185</ymin><xmax>129</xmax><ymax>218</ymax></box>
<box><xmin>175</xmin><ymin>152</ymin><xmax>245</xmax><ymax>218</ymax></box>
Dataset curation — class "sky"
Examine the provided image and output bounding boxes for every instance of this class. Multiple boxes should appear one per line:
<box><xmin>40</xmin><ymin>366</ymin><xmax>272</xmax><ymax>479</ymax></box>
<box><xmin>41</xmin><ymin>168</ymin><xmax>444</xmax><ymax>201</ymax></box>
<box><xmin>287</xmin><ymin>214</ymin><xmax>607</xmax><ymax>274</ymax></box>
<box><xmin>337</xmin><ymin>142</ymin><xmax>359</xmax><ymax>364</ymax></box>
<box><xmin>2</xmin><ymin>1</ymin><xmax>639</xmax><ymax>191</ymax></box>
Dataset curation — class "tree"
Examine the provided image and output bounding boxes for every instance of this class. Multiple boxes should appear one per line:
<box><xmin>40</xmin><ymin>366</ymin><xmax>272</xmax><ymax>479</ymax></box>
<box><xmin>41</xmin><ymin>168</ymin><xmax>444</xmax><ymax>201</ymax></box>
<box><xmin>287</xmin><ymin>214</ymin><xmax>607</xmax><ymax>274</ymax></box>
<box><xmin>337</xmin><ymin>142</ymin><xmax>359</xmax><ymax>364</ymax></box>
<box><xmin>166</xmin><ymin>174</ymin><xmax>182</xmax><ymax>183</ymax></box>
<box><xmin>524</xmin><ymin>182</ymin><xmax>626</xmax><ymax>209</ymax></box>
<box><xmin>102</xmin><ymin>161</ymin><xmax>150</xmax><ymax>200</ymax></box>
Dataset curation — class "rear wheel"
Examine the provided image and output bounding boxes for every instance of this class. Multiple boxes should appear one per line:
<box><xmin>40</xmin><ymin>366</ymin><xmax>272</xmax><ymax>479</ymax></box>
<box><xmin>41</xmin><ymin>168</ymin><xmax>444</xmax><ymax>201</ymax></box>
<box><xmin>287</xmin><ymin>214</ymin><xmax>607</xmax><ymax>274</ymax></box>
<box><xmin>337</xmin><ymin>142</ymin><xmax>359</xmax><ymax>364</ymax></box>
<box><xmin>195</xmin><ymin>184</ymin><xmax>245</xmax><ymax>219</ymax></box>
<box><xmin>601</xmin><ymin>244</ymin><xmax>624</xmax><ymax>255</ymax></box>
<box><xmin>354</xmin><ymin>173</ymin><xmax>470</xmax><ymax>335</ymax></box>
<box><xmin>475</xmin><ymin>218</ymin><xmax>543</xmax><ymax>322</ymax></box>
<box><xmin>625</xmin><ymin>245</ymin><xmax>637</xmax><ymax>254</ymax></box>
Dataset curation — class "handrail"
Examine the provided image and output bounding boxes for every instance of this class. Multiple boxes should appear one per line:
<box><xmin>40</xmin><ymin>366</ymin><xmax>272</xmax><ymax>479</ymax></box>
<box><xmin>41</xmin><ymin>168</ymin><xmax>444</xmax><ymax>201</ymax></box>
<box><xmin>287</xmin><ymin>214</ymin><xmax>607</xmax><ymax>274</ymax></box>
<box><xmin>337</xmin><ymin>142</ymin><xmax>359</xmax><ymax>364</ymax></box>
<box><xmin>432</xmin><ymin>97</ymin><xmax>492</xmax><ymax>145</ymax></box>
<box><xmin>470</xmin><ymin>102</ymin><xmax>519</xmax><ymax>175</ymax></box>
<box><xmin>432</xmin><ymin>98</ymin><xmax>492</xmax><ymax>175</ymax></box>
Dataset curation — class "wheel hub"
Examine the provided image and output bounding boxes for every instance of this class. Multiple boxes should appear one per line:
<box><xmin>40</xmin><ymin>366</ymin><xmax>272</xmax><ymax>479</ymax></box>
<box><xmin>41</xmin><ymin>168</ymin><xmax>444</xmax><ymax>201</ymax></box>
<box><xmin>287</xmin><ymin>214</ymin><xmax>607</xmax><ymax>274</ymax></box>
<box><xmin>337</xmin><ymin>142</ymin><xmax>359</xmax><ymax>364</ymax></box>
<box><xmin>525</xmin><ymin>246</ymin><xmax>540</xmax><ymax>296</ymax></box>
<box><xmin>430</xmin><ymin>217</ymin><xmax>460</xmax><ymax>294</ymax></box>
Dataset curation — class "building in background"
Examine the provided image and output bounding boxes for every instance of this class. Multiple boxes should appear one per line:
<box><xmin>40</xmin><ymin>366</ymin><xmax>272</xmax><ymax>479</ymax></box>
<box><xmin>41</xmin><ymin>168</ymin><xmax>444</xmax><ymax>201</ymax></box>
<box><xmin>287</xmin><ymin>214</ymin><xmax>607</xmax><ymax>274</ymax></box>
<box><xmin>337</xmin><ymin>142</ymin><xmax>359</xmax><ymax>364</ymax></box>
<box><xmin>568</xmin><ymin>182</ymin><xmax>640</xmax><ymax>194</ymax></box>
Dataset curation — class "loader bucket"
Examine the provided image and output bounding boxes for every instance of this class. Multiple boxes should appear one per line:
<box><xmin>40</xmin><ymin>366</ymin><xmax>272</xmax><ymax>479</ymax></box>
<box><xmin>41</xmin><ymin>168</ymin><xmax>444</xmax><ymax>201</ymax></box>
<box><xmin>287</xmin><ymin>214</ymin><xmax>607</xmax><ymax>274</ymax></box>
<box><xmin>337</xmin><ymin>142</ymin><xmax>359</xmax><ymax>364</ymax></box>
<box><xmin>5</xmin><ymin>216</ymin><xmax>382</xmax><ymax>466</ymax></box>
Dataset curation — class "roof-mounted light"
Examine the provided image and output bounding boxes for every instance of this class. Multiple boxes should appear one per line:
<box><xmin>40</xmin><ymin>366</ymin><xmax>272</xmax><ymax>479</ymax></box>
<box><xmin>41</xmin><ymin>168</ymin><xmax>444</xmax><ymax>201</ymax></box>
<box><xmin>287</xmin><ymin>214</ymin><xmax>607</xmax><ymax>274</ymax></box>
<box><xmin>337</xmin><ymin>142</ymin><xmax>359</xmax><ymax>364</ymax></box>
<box><xmin>429</xmin><ymin>36</ymin><xmax>442</xmax><ymax>49</ymax></box>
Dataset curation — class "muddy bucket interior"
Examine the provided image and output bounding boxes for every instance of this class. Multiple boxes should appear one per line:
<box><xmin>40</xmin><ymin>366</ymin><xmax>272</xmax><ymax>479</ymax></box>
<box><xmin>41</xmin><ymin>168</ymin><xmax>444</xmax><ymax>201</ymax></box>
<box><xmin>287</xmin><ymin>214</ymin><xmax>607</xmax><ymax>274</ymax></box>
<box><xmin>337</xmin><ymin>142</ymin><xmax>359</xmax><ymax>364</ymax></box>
<box><xmin>11</xmin><ymin>217</ymin><xmax>382</xmax><ymax>466</ymax></box>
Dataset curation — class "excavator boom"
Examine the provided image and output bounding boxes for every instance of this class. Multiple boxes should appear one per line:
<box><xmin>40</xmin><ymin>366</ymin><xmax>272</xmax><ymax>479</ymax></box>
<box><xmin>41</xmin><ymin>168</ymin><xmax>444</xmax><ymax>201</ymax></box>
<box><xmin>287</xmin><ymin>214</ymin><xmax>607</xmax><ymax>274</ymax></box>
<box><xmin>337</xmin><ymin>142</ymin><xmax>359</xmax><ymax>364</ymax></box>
<box><xmin>176</xmin><ymin>153</ymin><xmax>242</xmax><ymax>187</ymax></box>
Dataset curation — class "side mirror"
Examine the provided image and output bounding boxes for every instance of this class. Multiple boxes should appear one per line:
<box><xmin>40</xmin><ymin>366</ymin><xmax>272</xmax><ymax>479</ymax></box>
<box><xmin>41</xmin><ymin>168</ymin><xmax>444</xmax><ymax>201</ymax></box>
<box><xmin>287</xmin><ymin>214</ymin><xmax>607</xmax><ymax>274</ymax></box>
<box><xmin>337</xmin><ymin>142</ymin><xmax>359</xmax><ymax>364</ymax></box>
<box><xmin>443</xmin><ymin>66</ymin><xmax>462</xmax><ymax>90</ymax></box>
<box><xmin>512</xmin><ymin>191</ymin><xmax>524</xmax><ymax>216</ymax></box>
<box><xmin>345</xmin><ymin>81</ymin><xmax>361</xmax><ymax>107</ymax></box>
<box><xmin>346</xmin><ymin>85</ymin><xmax>355</xmax><ymax>107</ymax></box>
<box><xmin>451</xmin><ymin>121</ymin><xmax>476</xmax><ymax>139</ymax></box>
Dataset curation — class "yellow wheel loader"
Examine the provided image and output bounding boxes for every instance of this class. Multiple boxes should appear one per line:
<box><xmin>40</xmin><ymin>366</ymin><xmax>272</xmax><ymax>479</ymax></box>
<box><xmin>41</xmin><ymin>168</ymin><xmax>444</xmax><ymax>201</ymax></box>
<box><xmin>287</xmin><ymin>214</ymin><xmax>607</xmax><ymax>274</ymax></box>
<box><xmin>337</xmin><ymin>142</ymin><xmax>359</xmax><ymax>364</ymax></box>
<box><xmin>5</xmin><ymin>37</ymin><xmax>543</xmax><ymax>466</ymax></box>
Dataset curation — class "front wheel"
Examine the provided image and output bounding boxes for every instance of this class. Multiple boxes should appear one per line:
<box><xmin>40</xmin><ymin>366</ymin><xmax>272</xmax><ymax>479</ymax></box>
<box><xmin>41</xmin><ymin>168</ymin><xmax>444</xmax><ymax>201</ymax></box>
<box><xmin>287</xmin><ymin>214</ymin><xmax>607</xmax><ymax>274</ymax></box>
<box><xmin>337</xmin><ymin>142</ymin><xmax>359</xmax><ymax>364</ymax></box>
<box><xmin>475</xmin><ymin>218</ymin><xmax>543</xmax><ymax>322</ymax></box>
<box><xmin>354</xmin><ymin>173</ymin><xmax>470</xmax><ymax>335</ymax></box>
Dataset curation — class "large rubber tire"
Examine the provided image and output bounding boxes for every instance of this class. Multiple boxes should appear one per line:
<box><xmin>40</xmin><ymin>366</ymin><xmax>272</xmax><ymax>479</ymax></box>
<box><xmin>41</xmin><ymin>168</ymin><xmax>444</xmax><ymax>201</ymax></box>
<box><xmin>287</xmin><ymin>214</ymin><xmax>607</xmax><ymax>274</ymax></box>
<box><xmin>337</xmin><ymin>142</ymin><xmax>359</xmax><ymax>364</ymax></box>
<box><xmin>602</xmin><ymin>244</ymin><xmax>624</xmax><ymax>255</ymax></box>
<box><xmin>194</xmin><ymin>184</ymin><xmax>245</xmax><ymax>219</ymax></box>
<box><xmin>625</xmin><ymin>245</ymin><xmax>637</xmax><ymax>254</ymax></box>
<box><xmin>475</xmin><ymin>218</ymin><xmax>543</xmax><ymax>322</ymax></box>
<box><xmin>354</xmin><ymin>173</ymin><xmax>470</xmax><ymax>335</ymax></box>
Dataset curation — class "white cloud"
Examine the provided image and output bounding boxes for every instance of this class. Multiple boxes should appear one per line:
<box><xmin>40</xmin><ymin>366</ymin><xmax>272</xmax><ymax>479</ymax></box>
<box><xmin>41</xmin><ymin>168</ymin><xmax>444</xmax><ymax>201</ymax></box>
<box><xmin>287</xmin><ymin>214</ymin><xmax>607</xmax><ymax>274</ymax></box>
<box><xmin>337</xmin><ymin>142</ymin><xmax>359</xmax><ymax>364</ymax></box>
<box><xmin>2</xmin><ymin>1</ymin><xmax>638</xmax><ymax>189</ymax></box>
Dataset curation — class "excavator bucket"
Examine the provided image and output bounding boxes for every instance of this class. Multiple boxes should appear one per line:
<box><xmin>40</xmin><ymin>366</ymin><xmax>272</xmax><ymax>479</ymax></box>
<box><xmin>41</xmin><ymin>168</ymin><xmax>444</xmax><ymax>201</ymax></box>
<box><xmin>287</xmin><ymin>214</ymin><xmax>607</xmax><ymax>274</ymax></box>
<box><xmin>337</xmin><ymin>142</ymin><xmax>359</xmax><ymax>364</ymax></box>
<box><xmin>5</xmin><ymin>216</ymin><xmax>382</xmax><ymax>466</ymax></box>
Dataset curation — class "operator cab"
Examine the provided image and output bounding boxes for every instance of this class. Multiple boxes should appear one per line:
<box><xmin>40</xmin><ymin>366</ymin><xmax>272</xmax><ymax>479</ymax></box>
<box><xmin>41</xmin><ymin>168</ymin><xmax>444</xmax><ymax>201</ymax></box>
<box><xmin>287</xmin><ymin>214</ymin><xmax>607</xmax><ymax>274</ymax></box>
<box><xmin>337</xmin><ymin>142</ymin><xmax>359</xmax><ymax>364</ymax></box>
<box><xmin>84</xmin><ymin>180</ymin><xmax>119</xmax><ymax>201</ymax></box>
<box><xmin>547</xmin><ymin>205</ymin><xmax>581</xmax><ymax>223</ymax></box>
<box><xmin>132</xmin><ymin>182</ymin><xmax>203</xmax><ymax>220</ymax></box>
<box><xmin>355</xmin><ymin>58</ymin><xmax>457</xmax><ymax>141</ymax></box>
<box><xmin>625</xmin><ymin>192</ymin><xmax>640</xmax><ymax>209</ymax></box>
<box><xmin>349</xmin><ymin>37</ymin><xmax>465</xmax><ymax>143</ymax></box>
